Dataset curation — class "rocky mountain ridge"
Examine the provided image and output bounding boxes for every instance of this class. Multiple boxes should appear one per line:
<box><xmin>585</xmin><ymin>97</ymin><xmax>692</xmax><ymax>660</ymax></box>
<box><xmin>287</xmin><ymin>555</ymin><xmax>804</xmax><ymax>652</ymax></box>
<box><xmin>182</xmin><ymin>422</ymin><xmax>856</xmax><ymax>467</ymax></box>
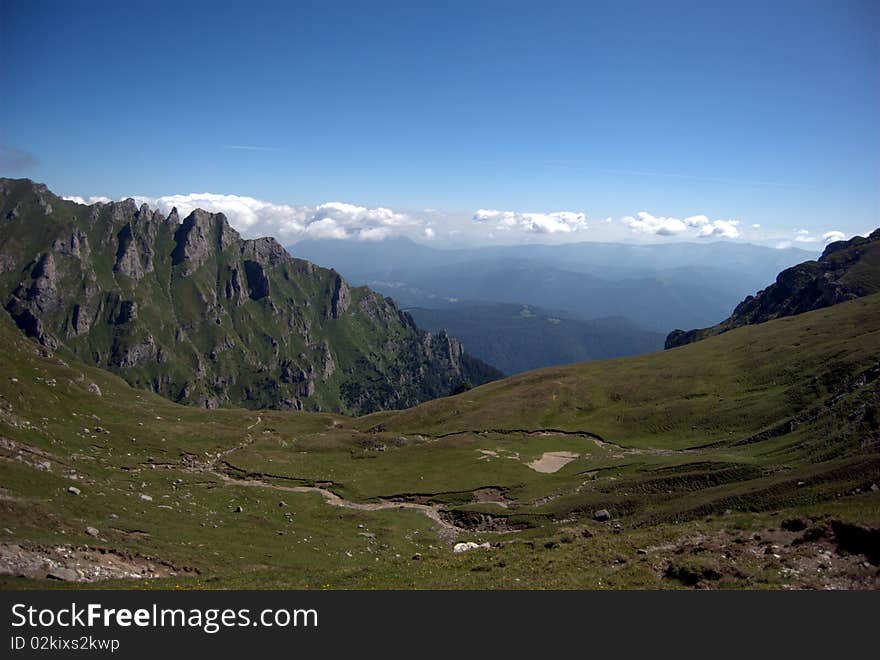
<box><xmin>0</xmin><ymin>178</ymin><xmax>500</xmax><ymax>413</ymax></box>
<box><xmin>666</xmin><ymin>228</ymin><xmax>880</xmax><ymax>348</ymax></box>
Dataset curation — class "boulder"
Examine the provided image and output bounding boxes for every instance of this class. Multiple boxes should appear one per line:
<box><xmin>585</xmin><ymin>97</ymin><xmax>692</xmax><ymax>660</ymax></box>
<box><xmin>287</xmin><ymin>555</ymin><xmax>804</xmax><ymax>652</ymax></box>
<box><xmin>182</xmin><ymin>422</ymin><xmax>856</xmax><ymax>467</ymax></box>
<box><xmin>46</xmin><ymin>568</ymin><xmax>79</xmax><ymax>582</ymax></box>
<box><xmin>453</xmin><ymin>541</ymin><xmax>491</xmax><ymax>553</ymax></box>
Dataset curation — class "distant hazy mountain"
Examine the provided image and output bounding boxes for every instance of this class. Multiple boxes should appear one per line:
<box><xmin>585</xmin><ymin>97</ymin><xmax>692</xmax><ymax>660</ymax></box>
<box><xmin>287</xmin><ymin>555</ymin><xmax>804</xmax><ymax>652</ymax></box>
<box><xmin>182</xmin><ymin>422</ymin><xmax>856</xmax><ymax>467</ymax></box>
<box><xmin>667</xmin><ymin>228</ymin><xmax>880</xmax><ymax>348</ymax></box>
<box><xmin>290</xmin><ymin>237</ymin><xmax>814</xmax><ymax>333</ymax></box>
<box><xmin>407</xmin><ymin>303</ymin><xmax>665</xmax><ymax>375</ymax></box>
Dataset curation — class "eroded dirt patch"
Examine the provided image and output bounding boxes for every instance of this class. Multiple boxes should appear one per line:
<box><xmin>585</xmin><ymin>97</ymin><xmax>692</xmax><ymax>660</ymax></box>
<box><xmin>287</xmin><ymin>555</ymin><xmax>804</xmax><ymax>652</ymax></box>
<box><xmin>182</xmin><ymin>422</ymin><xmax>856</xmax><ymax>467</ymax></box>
<box><xmin>0</xmin><ymin>542</ymin><xmax>198</xmax><ymax>582</ymax></box>
<box><xmin>527</xmin><ymin>451</ymin><xmax>579</xmax><ymax>474</ymax></box>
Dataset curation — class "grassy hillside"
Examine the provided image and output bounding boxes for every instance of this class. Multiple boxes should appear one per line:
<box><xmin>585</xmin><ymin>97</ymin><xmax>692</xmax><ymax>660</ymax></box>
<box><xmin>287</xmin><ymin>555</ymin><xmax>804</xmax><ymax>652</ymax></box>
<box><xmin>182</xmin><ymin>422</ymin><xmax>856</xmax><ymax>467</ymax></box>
<box><xmin>1</xmin><ymin>295</ymin><xmax>878</xmax><ymax>589</ymax></box>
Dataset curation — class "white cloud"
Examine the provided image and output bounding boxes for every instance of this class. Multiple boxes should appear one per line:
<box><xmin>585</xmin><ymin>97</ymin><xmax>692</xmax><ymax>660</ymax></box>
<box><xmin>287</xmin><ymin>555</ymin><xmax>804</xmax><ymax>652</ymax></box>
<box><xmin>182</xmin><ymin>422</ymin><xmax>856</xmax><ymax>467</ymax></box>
<box><xmin>821</xmin><ymin>230</ymin><xmax>847</xmax><ymax>244</ymax></box>
<box><xmin>473</xmin><ymin>209</ymin><xmax>588</xmax><ymax>234</ymax></box>
<box><xmin>621</xmin><ymin>211</ymin><xmax>688</xmax><ymax>236</ymax></box>
<box><xmin>697</xmin><ymin>219</ymin><xmax>740</xmax><ymax>239</ymax></box>
<box><xmin>683</xmin><ymin>214</ymin><xmax>710</xmax><ymax>228</ymax></box>
<box><xmin>621</xmin><ymin>211</ymin><xmax>741</xmax><ymax>239</ymax></box>
<box><xmin>751</xmin><ymin>224</ymin><xmax>761</xmax><ymax>228</ymax></box>
<box><xmin>775</xmin><ymin>241</ymin><xmax>793</xmax><ymax>250</ymax></box>
<box><xmin>793</xmin><ymin>229</ymin><xmax>819</xmax><ymax>243</ymax></box>
<box><xmin>125</xmin><ymin>193</ymin><xmax>418</xmax><ymax>242</ymax></box>
<box><xmin>63</xmin><ymin>195</ymin><xmax>112</xmax><ymax>205</ymax></box>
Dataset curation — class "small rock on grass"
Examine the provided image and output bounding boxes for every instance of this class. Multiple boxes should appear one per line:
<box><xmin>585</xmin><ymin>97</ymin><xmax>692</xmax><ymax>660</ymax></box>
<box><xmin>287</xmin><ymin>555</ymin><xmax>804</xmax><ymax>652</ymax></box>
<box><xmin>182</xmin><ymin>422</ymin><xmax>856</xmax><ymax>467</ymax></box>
<box><xmin>85</xmin><ymin>526</ymin><xmax>99</xmax><ymax>537</ymax></box>
<box><xmin>67</xmin><ymin>486</ymin><xmax>81</xmax><ymax>496</ymax></box>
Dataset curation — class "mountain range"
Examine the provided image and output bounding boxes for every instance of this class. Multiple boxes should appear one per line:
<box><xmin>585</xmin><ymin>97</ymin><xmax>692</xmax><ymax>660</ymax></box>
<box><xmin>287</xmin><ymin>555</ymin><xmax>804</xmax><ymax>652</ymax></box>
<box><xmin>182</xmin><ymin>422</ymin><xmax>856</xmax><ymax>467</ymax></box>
<box><xmin>291</xmin><ymin>236</ymin><xmax>815</xmax><ymax>333</ymax></box>
<box><xmin>407</xmin><ymin>304</ymin><xmax>664</xmax><ymax>375</ymax></box>
<box><xmin>0</xmin><ymin>179</ymin><xmax>500</xmax><ymax>415</ymax></box>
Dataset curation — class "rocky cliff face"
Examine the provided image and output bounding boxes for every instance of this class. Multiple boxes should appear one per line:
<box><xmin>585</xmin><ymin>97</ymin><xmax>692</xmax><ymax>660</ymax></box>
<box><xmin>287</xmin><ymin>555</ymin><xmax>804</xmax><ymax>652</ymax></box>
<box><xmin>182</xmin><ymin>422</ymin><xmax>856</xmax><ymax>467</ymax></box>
<box><xmin>666</xmin><ymin>228</ymin><xmax>880</xmax><ymax>348</ymax></box>
<box><xmin>0</xmin><ymin>178</ymin><xmax>501</xmax><ymax>413</ymax></box>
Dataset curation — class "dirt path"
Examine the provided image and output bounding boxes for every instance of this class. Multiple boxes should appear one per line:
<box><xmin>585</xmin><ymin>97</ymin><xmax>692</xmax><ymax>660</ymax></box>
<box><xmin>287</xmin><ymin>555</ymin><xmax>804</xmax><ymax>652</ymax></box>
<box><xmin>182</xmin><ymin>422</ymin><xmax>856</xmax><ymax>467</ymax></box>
<box><xmin>208</xmin><ymin>469</ymin><xmax>459</xmax><ymax>537</ymax></box>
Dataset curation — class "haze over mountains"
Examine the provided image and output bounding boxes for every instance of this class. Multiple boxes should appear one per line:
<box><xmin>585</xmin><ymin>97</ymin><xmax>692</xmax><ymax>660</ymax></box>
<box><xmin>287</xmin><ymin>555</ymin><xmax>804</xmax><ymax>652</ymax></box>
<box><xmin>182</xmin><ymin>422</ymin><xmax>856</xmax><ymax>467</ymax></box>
<box><xmin>407</xmin><ymin>304</ymin><xmax>665</xmax><ymax>375</ymax></box>
<box><xmin>291</xmin><ymin>236</ymin><xmax>815</xmax><ymax>371</ymax></box>
<box><xmin>291</xmin><ymin>237</ymin><xmax>815</xmax><ymax>330</ymax></box>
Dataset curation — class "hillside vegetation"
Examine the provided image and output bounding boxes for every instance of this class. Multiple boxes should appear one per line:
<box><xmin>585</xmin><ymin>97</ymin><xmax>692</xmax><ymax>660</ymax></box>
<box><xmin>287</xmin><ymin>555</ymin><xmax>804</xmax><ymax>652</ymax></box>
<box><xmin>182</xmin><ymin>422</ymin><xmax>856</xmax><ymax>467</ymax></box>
<box><xmin>1</xmin><ymin>293</ymin><xmax>877</xmax><ymax>589</ymax></box>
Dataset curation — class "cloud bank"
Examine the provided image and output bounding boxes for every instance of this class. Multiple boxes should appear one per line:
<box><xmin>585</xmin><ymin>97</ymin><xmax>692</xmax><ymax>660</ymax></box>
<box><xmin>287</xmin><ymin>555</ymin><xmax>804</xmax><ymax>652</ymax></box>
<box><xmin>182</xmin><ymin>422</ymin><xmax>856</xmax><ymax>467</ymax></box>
<box><xmin>473</xmin><ymin>209</ymin><xmax>588</xmax><ymax>234</ymax></box>
<box><xmin>821</xmin><ymin>230</ymin><xmax>847</xmax><ymax>243</ymax></box>
<box><xmin>59</xmin><ymin>189</ymin><xmax>865</xmax><ymax>248</ymax></box>
<box><xmin>621</xmin><ymin>211</ymin><xmax>741</xmax><ymax>239</ymax></box>
<box><xmin>63</xmin><ymin>195</ymin><xmax>112</xmax><ymax>205</ymax></box>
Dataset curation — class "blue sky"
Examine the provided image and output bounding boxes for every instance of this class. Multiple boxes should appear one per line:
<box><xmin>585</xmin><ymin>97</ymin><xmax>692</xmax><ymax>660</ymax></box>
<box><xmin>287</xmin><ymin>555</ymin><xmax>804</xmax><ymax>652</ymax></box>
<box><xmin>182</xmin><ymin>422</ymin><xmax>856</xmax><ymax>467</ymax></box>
<box><xmin>1</xmin><ymin>0</ymin><xmax>877</xmax><ymax>247</ymax></box>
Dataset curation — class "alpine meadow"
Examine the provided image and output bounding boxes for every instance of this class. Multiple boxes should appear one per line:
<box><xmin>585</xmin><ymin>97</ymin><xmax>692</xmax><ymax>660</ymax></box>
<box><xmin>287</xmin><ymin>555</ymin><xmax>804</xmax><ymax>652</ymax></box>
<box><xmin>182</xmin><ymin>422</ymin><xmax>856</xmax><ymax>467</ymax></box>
<box><xmin>1</xmin><ymin>1</ymin><xmax>878</xmax><ymax>593</ymax></box>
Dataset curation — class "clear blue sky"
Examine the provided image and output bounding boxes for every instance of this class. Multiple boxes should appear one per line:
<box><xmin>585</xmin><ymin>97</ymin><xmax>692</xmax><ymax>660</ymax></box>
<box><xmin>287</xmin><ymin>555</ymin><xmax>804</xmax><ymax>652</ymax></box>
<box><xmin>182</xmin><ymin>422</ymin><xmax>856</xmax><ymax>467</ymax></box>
<box><xmin>1</xmin><ymin>0</ymin><xmax>877</xmax><ymax>245</ymax></box>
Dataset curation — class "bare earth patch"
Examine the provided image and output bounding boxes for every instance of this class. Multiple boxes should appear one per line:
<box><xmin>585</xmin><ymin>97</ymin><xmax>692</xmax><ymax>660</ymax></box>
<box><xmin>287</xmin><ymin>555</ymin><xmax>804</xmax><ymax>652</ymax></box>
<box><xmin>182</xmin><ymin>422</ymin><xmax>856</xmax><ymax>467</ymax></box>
<box><xmin>527</xmin><ymin>451</ymin><xmax>579</xmax><ymax>473</ymax></box>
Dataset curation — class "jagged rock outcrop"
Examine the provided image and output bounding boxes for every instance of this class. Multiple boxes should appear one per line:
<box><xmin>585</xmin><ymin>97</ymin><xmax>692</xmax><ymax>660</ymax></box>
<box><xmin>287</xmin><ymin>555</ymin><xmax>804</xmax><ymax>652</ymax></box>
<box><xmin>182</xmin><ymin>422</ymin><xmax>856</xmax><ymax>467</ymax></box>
<box><xmin>666</xmin><ymin>228</ymin><xmax>880</xmax><ymax>348</ymax></box>
<box><xmin>328</xmin><ymin>272</ymin><xmax>350</xmax><ymax>319</ymax></box>
<box><xmin>0</xmin><ymin>178</ymin><xmax>501</xmax><ymax>414</ymax></box>
<box><xmin>241</xmin><ymin>236</ymin><xmax>290</xmax><ymax>267</ymax></box>
<box><xmin>242</xmin><ymin>260</ymin><xmax>270</xmax><ymax>300</ymax></box>
<box><xmin>52</xmin><ymin>229</ymin><xmax>90</xmax><ymax>260</ymax></box>
<box><xmin>172</xmin><ymin>209</ymin><xmax>239</xmax><ymax>275</ymax></box>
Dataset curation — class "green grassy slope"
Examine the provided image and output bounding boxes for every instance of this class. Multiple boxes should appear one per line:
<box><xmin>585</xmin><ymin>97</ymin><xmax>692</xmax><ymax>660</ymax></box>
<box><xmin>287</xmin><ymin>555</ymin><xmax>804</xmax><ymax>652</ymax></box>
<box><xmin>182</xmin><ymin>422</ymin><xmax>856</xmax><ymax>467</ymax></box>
<box><xmin>1</xmin><ymin>295</ymin><xmax>878</xmax><ymax>589</ymax></box>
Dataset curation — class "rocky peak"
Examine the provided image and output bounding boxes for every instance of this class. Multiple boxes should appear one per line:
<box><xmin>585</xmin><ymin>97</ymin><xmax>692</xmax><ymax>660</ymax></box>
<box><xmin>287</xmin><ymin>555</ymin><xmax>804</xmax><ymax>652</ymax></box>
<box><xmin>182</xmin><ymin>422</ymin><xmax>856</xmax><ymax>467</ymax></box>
<box><xmin>171</xmin><ymin>209</ymin><xmax>240</xmax><ymax>275</ymax></box>
<box><xmin>241</xmin><ymin>236</ymin><xmax>292</xmax><ymax>268</ymax></box>
<box><xmin>110</xmin><ymin>199</ymin><xmax>139</xmax><ymax>223</ymax></box>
